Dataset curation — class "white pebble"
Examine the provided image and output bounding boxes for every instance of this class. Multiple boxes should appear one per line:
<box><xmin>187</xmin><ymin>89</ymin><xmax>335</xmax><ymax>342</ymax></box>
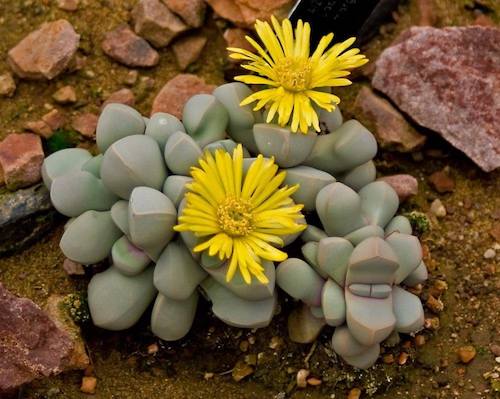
<box><xmin>483</xmin><ymin>249</ymin><xmax>496</xmax><ymax>259</ymax></box>
<box><xmin>430</xmin><ymin>199</ymin><xmax>446</xmax><ymax>217</ymax></box>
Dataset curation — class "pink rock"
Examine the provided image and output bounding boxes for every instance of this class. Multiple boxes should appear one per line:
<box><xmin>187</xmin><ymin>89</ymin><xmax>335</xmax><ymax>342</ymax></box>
<box><xmin>372</xmin><ymin>26</ymin><xmax>500</xmax><ymax>172</ymax></box>
<box><xmin>172</xmin><ymin>34</ymin><xmax>207</xmax><ymax>71</ymax></box>
<box><xmin>163</xmin><ymin>0</ymin><xmax>206</xmax><ymax>28</ymax></box>
<box><xmin>102</xmin><ymin>88</ymin><xmax>136</xmax><ymax>109</ymax></box>
<box><xmin>0</xmin><ymin>134</ymin><xmax>44</xmax><ymax>190</ymax></box>
<box><xmin>151</xmin><ymin>74</ymin><xmax>216</xmax><ymax>119</ymax></box>
<box><xmin>102</xmin><ymin>24</ymin><xmax>159</xmax><ymax>67</ymax></box>
<box><xmin>378</xmin><ymin>174</ymin><xmax>418</xmax><ymax>202</ymax></box>
<box><xmin>24</xmin><ymin>120</ymin><xmax>53</xmax><ymax>139</ymax></box>
<box><xmin>8</xmin><ymin>20</ymin><xmax>80</xmax><ymax>80</ymax></box>
<box><xmin>132</xmin><ymin>0</ymin><xmax>188</xmax><ymax>48</ymax></box>
<box><xmin>428</xmin><ymin>169</ymin><xmax>455</xmax><ymax>193</ymax></box>
<box><xmin>57</xmin><ymin>0</ymin><xmax>79</xmax><ymax>11</ymax></box>
<box><xmin>235</xmin><ymin>0</ymin><xmax>293</xmax><ymax>26</ymax></box>
<box><xmin>42</xmin><ymin>109</ymin><xmax>67</xmax><ymax>131</ymax></box>
<box><xmin>206</xmin><ymin>0</ymin><xmax>292</xmax><ymax>27</ymax></box>
<box><xmin>72</xmin><ymin>113</ymin><xmax>99</xmax><ymax>138</ymax></box>
<box><xmin>63</xmin><ymin>258</ymin><xmax>85</xmax><ymax>276</ymax></box>
<box><xmin>355</xmin><ymin>86</ymin><xmax>426</xmax><ymax>152</ymax></box>
<box><xmin>224</xmin><ymin>28</ymin><xmax>253</xmax><ymax>51</ymax></box>
<box><xmin>0</xmin><ymin>283</ymin><xmax>74</xmax><ymax>395</ymax></box>
<box><xmin>205</xmin><ymin>0</ymin><xmax>247</xmax><ymax>26</ymax></box>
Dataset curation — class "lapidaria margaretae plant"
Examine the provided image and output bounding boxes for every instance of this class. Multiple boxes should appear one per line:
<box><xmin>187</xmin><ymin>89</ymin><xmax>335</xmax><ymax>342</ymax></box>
<box><xmin>41</xmin><ymin>14</ymin><xmax>427</xmax><ymax>370</ymax></box>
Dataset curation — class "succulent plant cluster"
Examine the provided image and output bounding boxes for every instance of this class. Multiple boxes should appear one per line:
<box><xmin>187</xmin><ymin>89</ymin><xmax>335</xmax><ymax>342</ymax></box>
<box><xmin>42</xmin><ymin>81</ymin><xmax>427</xmax><ymax>369</ymax></box>
<box><xmin>277</xmin><ymin>181</ymin><xmax>428</xmax><ymax>368</ymax></box>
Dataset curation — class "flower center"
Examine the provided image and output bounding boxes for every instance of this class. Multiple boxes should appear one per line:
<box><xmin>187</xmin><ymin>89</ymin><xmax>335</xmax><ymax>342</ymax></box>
<box><xmin>274</xmin><ymin>57</ymin><xmax>312</xmax><ymax>92</ymax></box>
<box><xmin>217</xmin><ymin>196</ymin><xmax>254</xmax><ymax>237</ymax></box>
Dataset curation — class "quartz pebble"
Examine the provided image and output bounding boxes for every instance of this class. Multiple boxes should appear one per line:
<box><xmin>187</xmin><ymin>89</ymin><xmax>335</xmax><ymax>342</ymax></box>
<box><xmin>296</xmin><ymin>369</ymin><xmax>310</xmax><ymax>388</ymax></box>
<box><xmin>483</xmin><ymin>248</ymin><xmax>496</xmax><ymax>259</ymax></box>
<box><xmin>53</xmin><ymin>85</ymin><xmax>77</xmax><ymax>104</ymax></box>
<box><xmin>430</xmin><ymin>198</ymin><xmax>446</xmax><ymax>217</ymax></box>
<box><xmin>0</xmin><ymin>73</ymin><xmax>16</xmax><ymax>97</ymax></box>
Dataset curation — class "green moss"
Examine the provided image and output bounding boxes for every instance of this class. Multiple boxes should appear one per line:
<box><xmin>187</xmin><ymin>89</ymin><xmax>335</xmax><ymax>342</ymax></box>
<box><xmin>405</xmin><ymin>211</ymin><xmax>431</xmax><ymax>236</ymax></box>
<box><xmin>45</xmin><ymin>129</ymin><xmax>81</xmax><ymax>154</ymax></box>
<box><xmin>62</xmin><ymin>292</ymin><xmax>90</xmax><ymax>325</ymax></box>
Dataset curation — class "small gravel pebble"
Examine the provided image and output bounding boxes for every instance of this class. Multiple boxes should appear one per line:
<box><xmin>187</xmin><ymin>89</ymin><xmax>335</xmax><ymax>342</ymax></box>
<box><xmin>80</xmin><ymin>376</ymin><xmax>97</xmax><ymax>394</ymax></box>
<box><xmin>296</xmin><ymin>369</ymin><xmax>310</xmax><ymax>388</ymax></box>
<box><xmin>483</xmin><ymin>248</ymin><xmax>496</xmax><ymax>259</ymax></box>
<box><xmin>457</xmin><ymin>346</ymin><xmax>476</xmax><ymax>364</ymax></box>
<box><xmin>430</xmin><ymin>198</ymin><xmax>447</xmax><ymax>217</ymax></box>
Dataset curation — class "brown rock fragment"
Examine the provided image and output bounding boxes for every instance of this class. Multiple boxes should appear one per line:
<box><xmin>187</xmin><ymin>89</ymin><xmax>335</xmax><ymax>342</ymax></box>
<box><xmin>0</xmin><ymin>133</ymin><xmax>44</xmax><ymax>190</ymax></box>
<box><xmin>163</xmin><ymin>0</ymin><xmax>206</xmax><ymax>27</ymax></box>
<box><xmin>457</xmin><ymin>346</ymin><xmax>476</xmax><ymax>364</ymax></box>
<box><xmin>172</xmin><ymin>34</ymin><xmax>207</xmax><ymax>71</ymax></box>
<box><xmin>102</xmin><ymin>88</ymin><xmax>136</xmax><ymax>109</ymax></box>
<box><xmin>42</xmin><ymin>109</ymin><xmax>67</xmax><ymax>130</ymax></box>
<box><xmin>72</xmin><ymin>113</ymin><xmax>99</xmax><ymax>138</ymax></box>
<box><xmin>378</xmin><ymin>174</ymin><xmax>418</xmax><ymax>202</ymax></box>
<box><xmin>132</xmin><ymin>0</ymin><xmax>188</xmax><ymax>48</ymax></box>
<box><xmin>53</xmin><ymin>85</ymin><xmax>77</xmax><ymax>104</ymax></box>
<box><xmin>102</xmin><ymin>24</ymin><xmax>159</xmax><ymax>67</ymax></box>
<box><xmin>151</xmin><ymin>74</ymin><xmax>215</xmax><ymax>119</ymax></box>
<box><xmin>355</xmin><ymin>86</ymin><xmax>426</xmax><ymax>152</ymax></box>
<box><xmin>8</xmin><ymin>20</ymin><xmax>80</xmax><ymax>80</ymax></box>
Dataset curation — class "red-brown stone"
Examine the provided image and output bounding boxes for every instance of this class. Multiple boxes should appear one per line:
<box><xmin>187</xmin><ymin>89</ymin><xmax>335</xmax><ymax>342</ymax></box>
<box><xmin>0</xmin><ymin>134</ymin><xmax>44</xmax><ymax>190</ymax></box>
<box><xmin>72</xmin><ymin>113</ymin><xmax>99</xmax><ymax>138</ymax></box>
<box><xmin>102</xmin><ymin>24</ymin><xmax>159</xmax><ymax>67</ymax></box>
<box><xmin>163</xmin><ymin>0</ymin><xmax>206</xmax><ymax>28</ymax></box>
<box><xmin>42</xmin><ymin>109</ymin><xmax>67</xmax><ymax>131</ymax></box>
<box><xmin>355</xmin><ymin>86</ymin><xmax>426</xmax><ymax>152</ymax></box>
<box><xmin>378</xmin><ymin>174</ymin><xmax>419</xmax><ymax>202</ymax></box>
<box><xmin>172</xmin><ymin>34</ymin><xmax>207</xmax><ymax>71</ymax></box>
<box><xmin>0</xmin><ymin>284</ymin><xmax>73</xmax><ymax>395</ymax></box>
<box><xmin>373</xmin><ymin>26</ymin><xmax>500</xmax><ymax>172</ymax></box>
<box><xmin>102</xmin><ymin>88</ymin><xmax>136</xmax><ymax>109</ymax></box>
<box><xmin>428</xmin><ymin>169</ymin><xmax>455</xmax><ymax>193</ymax></box>
<box><xmin>8</xmin><ymin>20</ymin><xmax>80</xmax><ymax>80</ymax></box>
<box><xmin>151</xmin><ymin>74</ymin><xmax>216</xmax><ymax>119</ymax></box>
<box><xmin>132</xmin><ymin>0</ymin><xmax>188</xmax><ymax>48</ymax></box>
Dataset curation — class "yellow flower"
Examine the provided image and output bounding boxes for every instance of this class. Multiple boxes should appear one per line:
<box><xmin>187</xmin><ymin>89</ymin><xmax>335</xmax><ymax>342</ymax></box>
<box><xmin>174</xmin><ymin>145</ymin><xmax>305</xmax><ymax>285</ymax></box>
<box><xmin>228</xmin><ymin>16</ymin><xmax>368</xmax><ymax>134</ymax></box>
